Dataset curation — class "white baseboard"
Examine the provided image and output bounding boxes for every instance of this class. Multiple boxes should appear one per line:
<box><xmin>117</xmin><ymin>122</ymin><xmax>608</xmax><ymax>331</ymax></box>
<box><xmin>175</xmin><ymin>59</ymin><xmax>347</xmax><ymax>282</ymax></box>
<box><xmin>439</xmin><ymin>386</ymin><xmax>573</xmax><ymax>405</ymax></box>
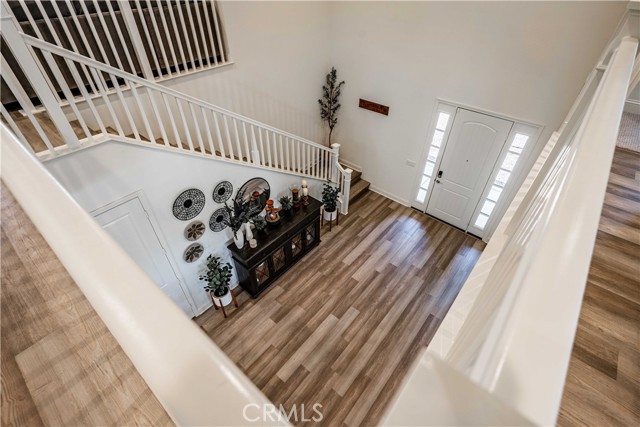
<box><xmin>369</xmin><ymin>184</ymin><xmax>410</xmax><ymax>207</ymax></box>
<box><xmin>339</xmin><ymin>158</ymin><xmax>362</xmax><ymax>172</ymax></box>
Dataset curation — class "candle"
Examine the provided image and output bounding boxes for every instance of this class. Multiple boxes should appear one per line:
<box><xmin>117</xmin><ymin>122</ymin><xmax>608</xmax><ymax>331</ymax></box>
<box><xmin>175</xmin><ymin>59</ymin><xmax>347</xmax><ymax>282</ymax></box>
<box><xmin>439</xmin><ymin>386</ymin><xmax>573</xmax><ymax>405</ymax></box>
<box><xmin>301</xmin><ymin>179</ymin><xmax>307</xmax><ymax>187</ymax></box>
<box><xmin>303</xmin><ymin>187</ymin><xmax>308</xmax><ymax>196</ymax></box>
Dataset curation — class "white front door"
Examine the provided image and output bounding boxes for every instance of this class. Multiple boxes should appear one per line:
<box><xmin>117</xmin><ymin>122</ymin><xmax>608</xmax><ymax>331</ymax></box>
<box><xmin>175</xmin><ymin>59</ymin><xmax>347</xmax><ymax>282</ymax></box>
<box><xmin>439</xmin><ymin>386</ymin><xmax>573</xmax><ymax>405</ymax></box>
<box><xmin>93</xmin><ymin>196</ymin><xmax>195</xmax><ymax>317</ymax></box>
<box><xmin>426</xmin><ymin>109</ymin><xmax>513</xmax><ymax>230</ymax></box>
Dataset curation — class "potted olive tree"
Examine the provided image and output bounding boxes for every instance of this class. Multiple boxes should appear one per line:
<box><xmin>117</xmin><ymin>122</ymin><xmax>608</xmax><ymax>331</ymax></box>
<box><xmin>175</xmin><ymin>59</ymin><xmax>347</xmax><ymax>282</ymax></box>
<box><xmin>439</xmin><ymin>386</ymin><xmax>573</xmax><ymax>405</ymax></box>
<box><xmin>322</xmin><ymin>181</ymin><xmax>340</xmax><ymax>222</ymax></box>
<box><xmin>200</xmin><ymin>255</ymin><xmax>233</xmax><ymax>307</ymax></box>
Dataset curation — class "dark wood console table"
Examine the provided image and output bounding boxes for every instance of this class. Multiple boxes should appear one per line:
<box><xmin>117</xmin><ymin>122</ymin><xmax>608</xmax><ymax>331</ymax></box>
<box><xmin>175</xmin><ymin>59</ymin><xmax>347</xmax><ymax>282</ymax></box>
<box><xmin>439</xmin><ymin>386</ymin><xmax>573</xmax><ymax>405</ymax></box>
<box><xmin>227</xmin><ymin>196</ymin><xmax>322</xmax><ymax>298</ymax></box>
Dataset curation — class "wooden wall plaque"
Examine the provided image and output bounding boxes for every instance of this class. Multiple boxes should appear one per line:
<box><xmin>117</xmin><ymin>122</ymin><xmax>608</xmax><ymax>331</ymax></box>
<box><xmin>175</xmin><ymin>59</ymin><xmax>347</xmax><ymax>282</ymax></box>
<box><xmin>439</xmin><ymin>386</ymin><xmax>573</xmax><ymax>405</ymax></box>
<box><xmin>359</xmin><ymin>99</ymin><xmax>389</xmax><ymax>116</ymax></box>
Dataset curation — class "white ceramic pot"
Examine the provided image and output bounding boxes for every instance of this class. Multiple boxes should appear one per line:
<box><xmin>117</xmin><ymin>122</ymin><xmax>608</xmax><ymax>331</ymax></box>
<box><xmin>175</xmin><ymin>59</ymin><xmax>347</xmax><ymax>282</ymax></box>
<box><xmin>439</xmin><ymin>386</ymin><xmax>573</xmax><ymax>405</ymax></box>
<box><xmin>233</xmin><ymin>229</ymin><xmax>244</xmax><ymax>249</ymax></box>
<box><xmin>213</xmin><ymin>288</ymin><xmax>233</xmax><ymax>307</ymax></box>
<box><xmin>323</xmin><ymin>209</ymin><xmax>337</xmax><ymax>222</ymax></box>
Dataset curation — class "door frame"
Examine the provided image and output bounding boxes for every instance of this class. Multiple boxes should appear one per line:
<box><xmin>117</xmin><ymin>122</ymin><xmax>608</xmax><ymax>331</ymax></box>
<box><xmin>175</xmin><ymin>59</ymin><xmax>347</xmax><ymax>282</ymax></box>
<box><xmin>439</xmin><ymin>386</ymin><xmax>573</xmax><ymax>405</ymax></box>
<box><xmin>412</xmin><ymin>100</ymin><xmax>544</xmax><ymax>241</ymax></box>
<box><xmin>90</xmin><ymin>190</ymin><xmax>198</xmax><ymax>316</ymax></box>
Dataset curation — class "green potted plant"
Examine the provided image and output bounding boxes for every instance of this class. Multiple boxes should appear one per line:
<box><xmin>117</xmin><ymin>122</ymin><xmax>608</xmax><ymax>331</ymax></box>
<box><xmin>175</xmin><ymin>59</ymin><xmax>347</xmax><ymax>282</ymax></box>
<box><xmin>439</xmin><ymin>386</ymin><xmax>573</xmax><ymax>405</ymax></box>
<box><xmin>199</xmin><ymin>255</ymin><xmax>233</xmax><ymax>307</ymax></box>
<box><xmin>251</xmin><ymin>215</ymin><xmax>267</xmax><ymax>238</ymax></box>
<box><xmin>279</xmin><ymin>195</ymin><xmax>293</xmax><ymax>219</ymax></box>
<box><xmin>322</xmin><ymin>181</ymin><xmax>340</xmax><ymax>222</ymax></box>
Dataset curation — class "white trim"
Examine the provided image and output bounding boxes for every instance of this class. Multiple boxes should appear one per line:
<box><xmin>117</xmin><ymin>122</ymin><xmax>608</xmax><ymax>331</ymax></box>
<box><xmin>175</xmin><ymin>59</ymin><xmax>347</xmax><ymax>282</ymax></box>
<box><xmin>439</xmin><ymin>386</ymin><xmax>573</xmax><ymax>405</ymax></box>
<box><xmin>369</xmin><ymin>185</ymin><xmax>410</xmax><ymax>207</ymax></box>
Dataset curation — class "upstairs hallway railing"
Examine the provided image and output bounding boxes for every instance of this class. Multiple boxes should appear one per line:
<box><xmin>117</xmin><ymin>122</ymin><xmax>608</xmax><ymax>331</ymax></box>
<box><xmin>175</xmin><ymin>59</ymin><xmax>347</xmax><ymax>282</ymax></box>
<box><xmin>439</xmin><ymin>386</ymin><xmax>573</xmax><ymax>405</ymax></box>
<box><xmin>382</xmin><ymin>15</ymin><xmax>639</xmax><ymax>427</ymax></box>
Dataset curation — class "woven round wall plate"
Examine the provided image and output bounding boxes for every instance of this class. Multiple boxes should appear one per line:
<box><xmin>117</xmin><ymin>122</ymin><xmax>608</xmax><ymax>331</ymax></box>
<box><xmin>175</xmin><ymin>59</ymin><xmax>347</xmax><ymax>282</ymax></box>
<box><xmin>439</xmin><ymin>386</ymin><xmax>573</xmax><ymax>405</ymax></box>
<box><xmin>173</xmin><ymin>188</ymin><xmax>205</xmax><ymax>221</ymax></box>
<box><xmin>209</xmin><ymin>207</ymin><xmax>230</xmax><ymax>232</ymax></box>
<box><xmin>183</xmin><ymin>243</ymin><xmax>204</xmax><ymax>263</ymax></box>
<box><xmin>212</xmin><ymin>180</ymin><xmax>233</xmax><ymax>203</ymax></box>
<box><xmin>185</xmin><ymin>220</ymin><xmax>206</xmax><ymax>241</ymax></box>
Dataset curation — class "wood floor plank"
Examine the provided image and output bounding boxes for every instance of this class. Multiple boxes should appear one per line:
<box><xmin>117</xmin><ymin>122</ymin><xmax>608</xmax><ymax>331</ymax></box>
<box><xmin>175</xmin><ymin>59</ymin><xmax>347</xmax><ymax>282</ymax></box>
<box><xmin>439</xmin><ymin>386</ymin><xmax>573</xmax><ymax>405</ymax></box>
<box><xmin>558</xmin><ymin>148</ymin><xmax>640</xmax><ymax>426</ymax></box>
<box><xmin>196</xmin><ymin>190</ymin><xmax>485</xmax><ymax>425</ymax></box>
<box><xmin>1</xmin><ymin>184</ymin><xmax>172</xmax><ymax>426</ymax></box>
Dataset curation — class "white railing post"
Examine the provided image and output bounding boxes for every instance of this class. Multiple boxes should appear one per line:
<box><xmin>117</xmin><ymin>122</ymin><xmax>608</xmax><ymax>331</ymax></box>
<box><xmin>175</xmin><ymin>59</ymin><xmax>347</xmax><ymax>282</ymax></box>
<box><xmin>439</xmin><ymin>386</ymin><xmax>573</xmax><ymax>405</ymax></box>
<box><xmin>119</xmin><ymin>0</ymin><xmax>155</xmax><ymax>80</ymax></box>
<box><xmin>341</xmin><ymin>168</ymin><xmax>352</xmax><ymax>215</ymax></box>
<box><xmin>331</xmin><ymin>143</ymin><xmax>340</xmax><ymax>183</ymax></box>
<box><xmin>0</xmin><ymin>15</ymin><xmax>80</xmax><ymax>148</ymax></box>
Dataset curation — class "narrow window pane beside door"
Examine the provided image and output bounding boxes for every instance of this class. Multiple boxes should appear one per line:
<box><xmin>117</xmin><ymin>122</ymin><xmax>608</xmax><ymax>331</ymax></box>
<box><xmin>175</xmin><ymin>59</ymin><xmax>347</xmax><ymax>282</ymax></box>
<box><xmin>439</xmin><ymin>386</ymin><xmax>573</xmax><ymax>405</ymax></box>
<box><xmin>495</xmin><ymin>169</ymin><xmax>511</xmax><ymax>187</ymax></box>
<box><xmin>502</xmin><ymin>152</ymin><xmax>519</xmax><ymax>171</ymax></box>
<box><xmin>428</xmin><ymin>146</ymin><xmax>440</xmax><ymax>162</ymax></box>
<box><xmin>272</xmin><ymin>247</ymin><xmax>286</xmax><ymax>273</ymax></box>
<box><xmin>424</xmin><ymin>162</ymin><xmax>435</xmax><ymax>177</ymax></box>
<box><xmin>481</xmin><ymin>200</ymin><xmax>495</xmax><ymax>216</ymax></box>
<box><xmin>432</xmin><ymin>130</ymin><xmax>444</xmax><ymax>148</ymax></box>
<box><xmin>510</xmin><ymin>134</ymin><xmax>529</xmax><ymax>154</ymax></box>
<box><xmin>255</xmin><ymin>260</ymin><xmax>270</xmax><ymax>285</ymax></box>
<box><xmin>475</xmin><ymin>213</ymin><xmax>489</xmax><ymax>229</ymax></box>
<box><xmin>487</xmin><ymin>185</ymin><xmax>503</xmax><ymax>202</ymax></box>
<box><xmin>416</xmin><ymin>188</ymin><xmax>428</xmax><ymax>203</ymax></box>
<box><xmin>436</xmin><ymin>113</ymin><xmax>450</xmax><ymax>131</ymax></box>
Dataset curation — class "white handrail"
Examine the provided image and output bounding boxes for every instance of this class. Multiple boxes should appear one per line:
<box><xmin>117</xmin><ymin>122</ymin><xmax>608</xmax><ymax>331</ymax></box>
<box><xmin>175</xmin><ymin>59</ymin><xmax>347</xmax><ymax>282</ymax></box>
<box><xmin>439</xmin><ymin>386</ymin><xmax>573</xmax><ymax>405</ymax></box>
<box><xmin>22</xmin><ymin>34</ymin><xmax>329</xmax><ymax>153</ymax></box>
<box><xmin>0</xmin><ymin>123</ymin><xmax>289</xmax><ymax>426</ymax></box>
<box><xmin>472</xmin><ymin>36</ymin><xmax>638</xmax><ymax>426</ymax></box>
<box><xmin>384</xmin><ymin>35</ymin><xmax>638</xmax><ymax>427</ymax></box>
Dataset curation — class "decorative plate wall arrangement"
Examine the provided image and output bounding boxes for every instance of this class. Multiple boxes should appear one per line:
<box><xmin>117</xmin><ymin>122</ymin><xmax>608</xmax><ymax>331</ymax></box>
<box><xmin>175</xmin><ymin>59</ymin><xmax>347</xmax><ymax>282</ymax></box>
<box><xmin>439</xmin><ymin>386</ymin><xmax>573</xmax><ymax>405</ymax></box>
<box><xmin>212</xmin><ymin>180</ymin><xmax>233</xmax><ymax>203</ymax></box>
<box><xmin>172</xmin><ymin>188</ymin><xmax>205</xmax><ymax>221</ymax></box>
<box><xmin>185</xmin><ymin>220</ymin><xmax>206</xmax><ymax>241</ymax></box>
<box><xmin>183</xmin><ymin>243</ymin><xmax>204</xmax><ymax>263</ymax></box>
<box><xmin>209</xmin><ymin>207</ymin><xmax>230</xmax><ymax>232</ymax></box>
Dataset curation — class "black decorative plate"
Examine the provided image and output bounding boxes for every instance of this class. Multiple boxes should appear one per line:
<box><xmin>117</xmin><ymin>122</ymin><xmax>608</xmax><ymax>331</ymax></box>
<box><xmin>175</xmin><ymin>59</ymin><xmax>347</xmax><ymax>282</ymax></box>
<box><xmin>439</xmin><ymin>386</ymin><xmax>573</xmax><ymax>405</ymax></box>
<box><xmin>173</xmin><ymin>188</ymin><xmax>205</xmax><ymax>221</ymax></box>
<box><xmin>185</xmin><ymin>220</ymin><xmax>206</xmax><ymax>241</ymax></box>
<box><xmin>183</xmin><ymin>243</ymin><xmax>204</xmax><ymax>263</ymax></box>
<box><xmin>209</xmin><ymin>207</ymin><xmax>230</xmax><ymax>232</ymax></box>
<box><xmin>213</xmin><ymin>180</ymin><xmax>233</xmax><ymax>203</ymax></box>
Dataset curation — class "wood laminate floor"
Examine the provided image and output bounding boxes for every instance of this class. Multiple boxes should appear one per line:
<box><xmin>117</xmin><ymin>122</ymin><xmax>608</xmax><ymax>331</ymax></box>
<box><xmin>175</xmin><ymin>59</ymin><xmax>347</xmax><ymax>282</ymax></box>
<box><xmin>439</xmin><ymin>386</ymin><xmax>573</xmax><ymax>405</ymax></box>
<box><xmin>196</xmin><ymin>191</ymin><xmax>486</xmax><ymax>426</ymax></box>
<box><xmin>0</xmin><ymin>184</ymin><xmax>173</xmax><ymax>426</ymax></box>
<box><xmin>558</xmin><ymin>148</ymin><xmax>640</xmax><ymax>426</ymax></box>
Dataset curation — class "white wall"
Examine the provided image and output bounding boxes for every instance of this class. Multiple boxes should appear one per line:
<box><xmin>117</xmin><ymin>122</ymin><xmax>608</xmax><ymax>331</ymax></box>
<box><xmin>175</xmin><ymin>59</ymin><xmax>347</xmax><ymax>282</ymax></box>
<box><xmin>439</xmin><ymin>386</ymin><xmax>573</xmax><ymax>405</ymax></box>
<box><xmin>45</xmin><ymin>142</ymin><xmax>324</xmax><ymax>316</ymax></box>
<box><xmin>326</xmin><ymin>1</ymin><xmax>627</xmax><ymax>204</ymax></box>
<box><xmin>159</xmin><ymin>1</ymin><xmax>332</xmax><ymax>145</ymax></box>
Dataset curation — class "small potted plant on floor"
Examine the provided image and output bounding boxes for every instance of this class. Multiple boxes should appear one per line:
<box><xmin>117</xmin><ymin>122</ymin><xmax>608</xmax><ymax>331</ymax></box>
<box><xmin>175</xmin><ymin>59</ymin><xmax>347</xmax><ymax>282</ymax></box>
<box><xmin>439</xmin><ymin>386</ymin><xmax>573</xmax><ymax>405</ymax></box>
<box><xmin>200</xmin><ymin>254</ymin><xmax>233</xmax><ymax>307</ymax></box>
<box><xmin>279</xmin><ymin>195</ymin><xmax>293</xmax><ymax>219</ymax></box>
<box><xmin>322</xmin><ymin>181</ymin><xmax>340</xmax><ymax>222</ymax></box>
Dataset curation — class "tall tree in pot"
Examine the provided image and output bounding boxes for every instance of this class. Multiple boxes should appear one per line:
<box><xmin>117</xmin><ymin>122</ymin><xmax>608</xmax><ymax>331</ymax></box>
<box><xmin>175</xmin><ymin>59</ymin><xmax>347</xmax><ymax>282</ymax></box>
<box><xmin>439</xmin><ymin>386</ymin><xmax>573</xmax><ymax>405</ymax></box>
<box><xmin>200</xmin><ymin>255</ymin><xmax>233</xmax><ymax>307</ymax></box>
<box><xmin>318</xmin><ymin>67</ymin><xmax>345</xmax><ymax>147</ymax></box>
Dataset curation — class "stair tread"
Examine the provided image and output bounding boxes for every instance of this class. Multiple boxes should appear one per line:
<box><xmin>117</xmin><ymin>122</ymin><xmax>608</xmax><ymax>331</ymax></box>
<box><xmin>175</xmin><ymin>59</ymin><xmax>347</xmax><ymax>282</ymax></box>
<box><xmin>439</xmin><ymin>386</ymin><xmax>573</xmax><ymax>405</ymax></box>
<box><xmin>349</xmin><ymin>178</ymin><xmax>370</xmax><ymax>203</ymax></box>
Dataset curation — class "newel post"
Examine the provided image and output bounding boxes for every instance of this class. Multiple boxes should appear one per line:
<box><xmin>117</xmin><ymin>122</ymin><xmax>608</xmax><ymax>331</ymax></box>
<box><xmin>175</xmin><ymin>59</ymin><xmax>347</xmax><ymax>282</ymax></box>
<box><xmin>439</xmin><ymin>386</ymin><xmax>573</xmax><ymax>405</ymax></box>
<box><xmin>341</xmin><ymin>168</ymin><xmax>353</xmax><ymax>215</ymax></box>
<box><xmin>330</xmin><ymin>143</ymin><xmax>340</xmax><ymax>183</ymax></box>
<box><xmin>0</xmin><ymin>12</ymin><xmax>80</xmax><ymax>148</ymax></box>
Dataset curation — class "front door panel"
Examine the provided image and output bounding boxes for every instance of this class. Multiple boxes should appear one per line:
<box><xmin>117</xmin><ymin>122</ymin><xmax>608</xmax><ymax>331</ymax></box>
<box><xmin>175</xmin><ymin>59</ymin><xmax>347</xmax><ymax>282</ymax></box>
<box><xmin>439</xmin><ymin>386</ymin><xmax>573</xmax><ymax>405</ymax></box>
<box><xmin>426</xmin><ymin>109</ymin><xmax>513</xmax><ymax>230</ymax></box>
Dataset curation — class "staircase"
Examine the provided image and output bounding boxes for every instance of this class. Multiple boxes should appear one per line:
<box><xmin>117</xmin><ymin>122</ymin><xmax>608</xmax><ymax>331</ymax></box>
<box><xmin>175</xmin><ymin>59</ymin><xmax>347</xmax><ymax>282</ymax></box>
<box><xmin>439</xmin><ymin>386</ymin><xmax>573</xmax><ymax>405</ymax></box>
<box><xmin>344</xmin><ymin>166</ymin><xmax>370</xmax><ymax>204</ymax></box>
<box><xmin>0</xmin><ymin>17</ymin><xmax>357</xmax><ymax>214</ymax></box>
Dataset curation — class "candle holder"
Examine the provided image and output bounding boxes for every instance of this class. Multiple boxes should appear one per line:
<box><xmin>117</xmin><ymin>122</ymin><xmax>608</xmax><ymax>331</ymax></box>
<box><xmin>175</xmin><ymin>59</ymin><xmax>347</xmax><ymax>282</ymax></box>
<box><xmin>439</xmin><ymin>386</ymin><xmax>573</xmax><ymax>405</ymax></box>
<box><xmin>302</xmin><ymin>195</ymin><xmax>310</xmax><ymax>210</ymax></box>
<box><xmin>291</xmin><ymin>186</ymin><xmax>301</xmax><ymax>211</ymax></box>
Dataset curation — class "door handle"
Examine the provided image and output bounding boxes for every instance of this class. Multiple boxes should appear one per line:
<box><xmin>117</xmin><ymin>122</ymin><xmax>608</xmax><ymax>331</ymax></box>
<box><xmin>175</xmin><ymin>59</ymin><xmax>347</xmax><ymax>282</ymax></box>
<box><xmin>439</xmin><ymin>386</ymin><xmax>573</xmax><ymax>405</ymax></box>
<box><xmin>437</xmin><ymin>170</ymin><xmax>443</xmax><ymax>178</ymax></box>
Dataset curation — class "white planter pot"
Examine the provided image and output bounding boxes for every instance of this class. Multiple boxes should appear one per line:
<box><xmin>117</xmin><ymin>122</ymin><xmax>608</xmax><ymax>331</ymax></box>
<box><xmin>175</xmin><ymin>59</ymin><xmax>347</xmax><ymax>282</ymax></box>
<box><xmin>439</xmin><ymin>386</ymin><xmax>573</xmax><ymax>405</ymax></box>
<box><xmin>323</xmin><ymin>209</ymin><xmax>337</xmax><ymax>222</ymax></box>
<box><xmin>213</xmin><ymin>289</ymin><xmax>233</xmax><ymax>307</ymax></box>
<box><xmin>233</xmin><ymin>229</ymin><xmax>245</xmax><ymax>249</ymax></box>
